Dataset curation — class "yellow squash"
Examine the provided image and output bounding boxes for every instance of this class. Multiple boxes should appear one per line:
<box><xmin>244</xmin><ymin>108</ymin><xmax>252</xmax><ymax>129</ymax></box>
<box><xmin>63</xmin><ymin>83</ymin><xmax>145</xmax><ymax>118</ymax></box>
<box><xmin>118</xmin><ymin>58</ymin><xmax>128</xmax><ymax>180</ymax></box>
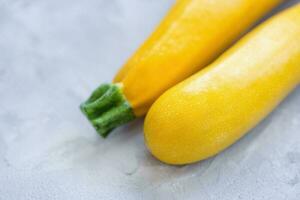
<box><xmin>144</xmin><ymin>4</ymin><xmax>300</xmax><ymax>165</ymax></box>
<box><xmin>117</xmin><ymin>0</ymin><xmax>282</xmax><ymax>116</ymax></box>
<box><xmin>81</xmin><ymin>0</ymin><xmax>282</xmax><ymax>137</ymax></box>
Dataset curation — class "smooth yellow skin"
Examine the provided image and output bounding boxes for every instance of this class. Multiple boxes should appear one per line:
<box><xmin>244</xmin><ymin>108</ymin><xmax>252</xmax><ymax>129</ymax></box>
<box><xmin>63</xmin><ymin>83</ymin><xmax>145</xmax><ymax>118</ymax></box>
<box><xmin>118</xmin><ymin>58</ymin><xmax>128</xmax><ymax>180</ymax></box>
<box><xmin>144</xmin><ymin>4</ymin><xmax>300</xmax><ymax>165</ymax></box>
<box><xmin>113</xmin><ymin>0</ymin><xmax>282</xmax><ymax>116</ymax></box>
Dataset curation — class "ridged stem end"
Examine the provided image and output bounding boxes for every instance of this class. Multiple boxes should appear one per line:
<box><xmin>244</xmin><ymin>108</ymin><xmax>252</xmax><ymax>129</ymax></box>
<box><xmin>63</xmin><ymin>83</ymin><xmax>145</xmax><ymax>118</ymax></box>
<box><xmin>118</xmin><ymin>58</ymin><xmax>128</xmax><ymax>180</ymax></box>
<box><xmin>80</xmin><ymin>83</ymin><xmax>135</xmax><ymax>137</ymax></box>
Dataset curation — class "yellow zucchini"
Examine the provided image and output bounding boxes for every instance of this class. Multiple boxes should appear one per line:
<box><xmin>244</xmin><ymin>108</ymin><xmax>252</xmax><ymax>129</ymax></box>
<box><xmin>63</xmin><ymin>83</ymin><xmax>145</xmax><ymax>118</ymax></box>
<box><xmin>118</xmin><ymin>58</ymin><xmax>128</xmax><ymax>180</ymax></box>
<box><xmin>144</xmin><ymin>4</ymin><xmax>300</xmax><ymax>165</ymax></box>
<box><xmin>81</xmin><ymin>0</ymin><xmax>282</xmax><ymax>137</ymax></box>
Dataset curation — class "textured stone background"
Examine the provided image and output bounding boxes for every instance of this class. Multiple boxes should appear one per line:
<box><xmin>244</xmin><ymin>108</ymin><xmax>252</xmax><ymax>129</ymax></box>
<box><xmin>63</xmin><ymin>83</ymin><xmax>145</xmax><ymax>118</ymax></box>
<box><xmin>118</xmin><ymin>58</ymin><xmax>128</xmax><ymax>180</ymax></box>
<box><xmin>0</xmin><ymin>0</ymin><xmax>300</xmax><ymax>199</ymax></box>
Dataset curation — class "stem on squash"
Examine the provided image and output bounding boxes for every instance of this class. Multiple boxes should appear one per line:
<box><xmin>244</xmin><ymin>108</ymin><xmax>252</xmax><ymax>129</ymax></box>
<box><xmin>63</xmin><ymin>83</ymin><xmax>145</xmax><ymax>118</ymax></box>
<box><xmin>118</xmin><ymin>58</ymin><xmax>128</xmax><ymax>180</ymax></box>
<box><xmin>80</xmin><ymin>83</ymin><xmax>135</xmax><ymax>137</ymax></box>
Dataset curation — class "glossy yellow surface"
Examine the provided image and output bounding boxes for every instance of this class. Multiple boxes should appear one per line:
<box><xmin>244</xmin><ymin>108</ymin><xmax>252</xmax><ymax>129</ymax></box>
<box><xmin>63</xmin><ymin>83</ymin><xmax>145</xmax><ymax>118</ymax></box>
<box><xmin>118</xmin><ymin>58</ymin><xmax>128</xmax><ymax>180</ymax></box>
<box><xmin>113</xmin><ymin>0</ymin><xmax>281</xmax><ymax>116</ymax></box>
<box><xmin>144</xmin><ymin>5</ymin><xmax>300</xmax><ymax>165</ymax></box>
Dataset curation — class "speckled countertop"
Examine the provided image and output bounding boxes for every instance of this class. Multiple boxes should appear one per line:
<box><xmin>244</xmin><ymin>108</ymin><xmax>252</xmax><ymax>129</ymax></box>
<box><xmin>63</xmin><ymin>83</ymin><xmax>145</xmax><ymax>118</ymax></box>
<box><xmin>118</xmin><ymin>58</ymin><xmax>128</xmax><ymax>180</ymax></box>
<box><xmin>0</xmin><ymin>0</ymin><xmax>300</xmax><ymax>199</ymax></box>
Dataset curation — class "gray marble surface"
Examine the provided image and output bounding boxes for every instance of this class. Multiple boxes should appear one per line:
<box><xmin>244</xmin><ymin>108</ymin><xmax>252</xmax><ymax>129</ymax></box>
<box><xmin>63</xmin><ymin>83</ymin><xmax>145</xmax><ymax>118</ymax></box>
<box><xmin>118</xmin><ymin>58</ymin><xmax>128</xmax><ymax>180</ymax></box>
<box><xmin>0</xmin><ymin>0</ymin><xmax>300</xmax><ymax>199</ymax></box>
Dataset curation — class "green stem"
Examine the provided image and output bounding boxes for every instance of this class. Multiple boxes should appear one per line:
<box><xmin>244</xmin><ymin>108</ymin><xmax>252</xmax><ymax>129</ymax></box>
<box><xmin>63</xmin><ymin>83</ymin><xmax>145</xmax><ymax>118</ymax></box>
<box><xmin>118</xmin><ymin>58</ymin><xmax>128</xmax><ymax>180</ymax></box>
<box><xmin>80</xmin><ymin>83</ymin><xmax>136</xmax><ymax>137</ymax></box>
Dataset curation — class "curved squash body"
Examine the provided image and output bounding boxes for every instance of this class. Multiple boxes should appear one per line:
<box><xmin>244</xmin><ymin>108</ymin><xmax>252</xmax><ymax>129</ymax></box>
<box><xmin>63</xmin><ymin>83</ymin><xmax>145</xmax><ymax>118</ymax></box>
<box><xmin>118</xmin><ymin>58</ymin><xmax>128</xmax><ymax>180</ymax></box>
<box><xmin>144</xmin><ymin>5</ymin><xmax>300</xmax><ymax>165</ymax></box>
<box><xmin>81</xmin><ymin>0</ymin><xmax>281</xmax><ymax>137</ymax></box>
<box><xmin>115</xmin><ymin>0</ymin><xmax>282</xmax><ymax>116</ymax></box>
